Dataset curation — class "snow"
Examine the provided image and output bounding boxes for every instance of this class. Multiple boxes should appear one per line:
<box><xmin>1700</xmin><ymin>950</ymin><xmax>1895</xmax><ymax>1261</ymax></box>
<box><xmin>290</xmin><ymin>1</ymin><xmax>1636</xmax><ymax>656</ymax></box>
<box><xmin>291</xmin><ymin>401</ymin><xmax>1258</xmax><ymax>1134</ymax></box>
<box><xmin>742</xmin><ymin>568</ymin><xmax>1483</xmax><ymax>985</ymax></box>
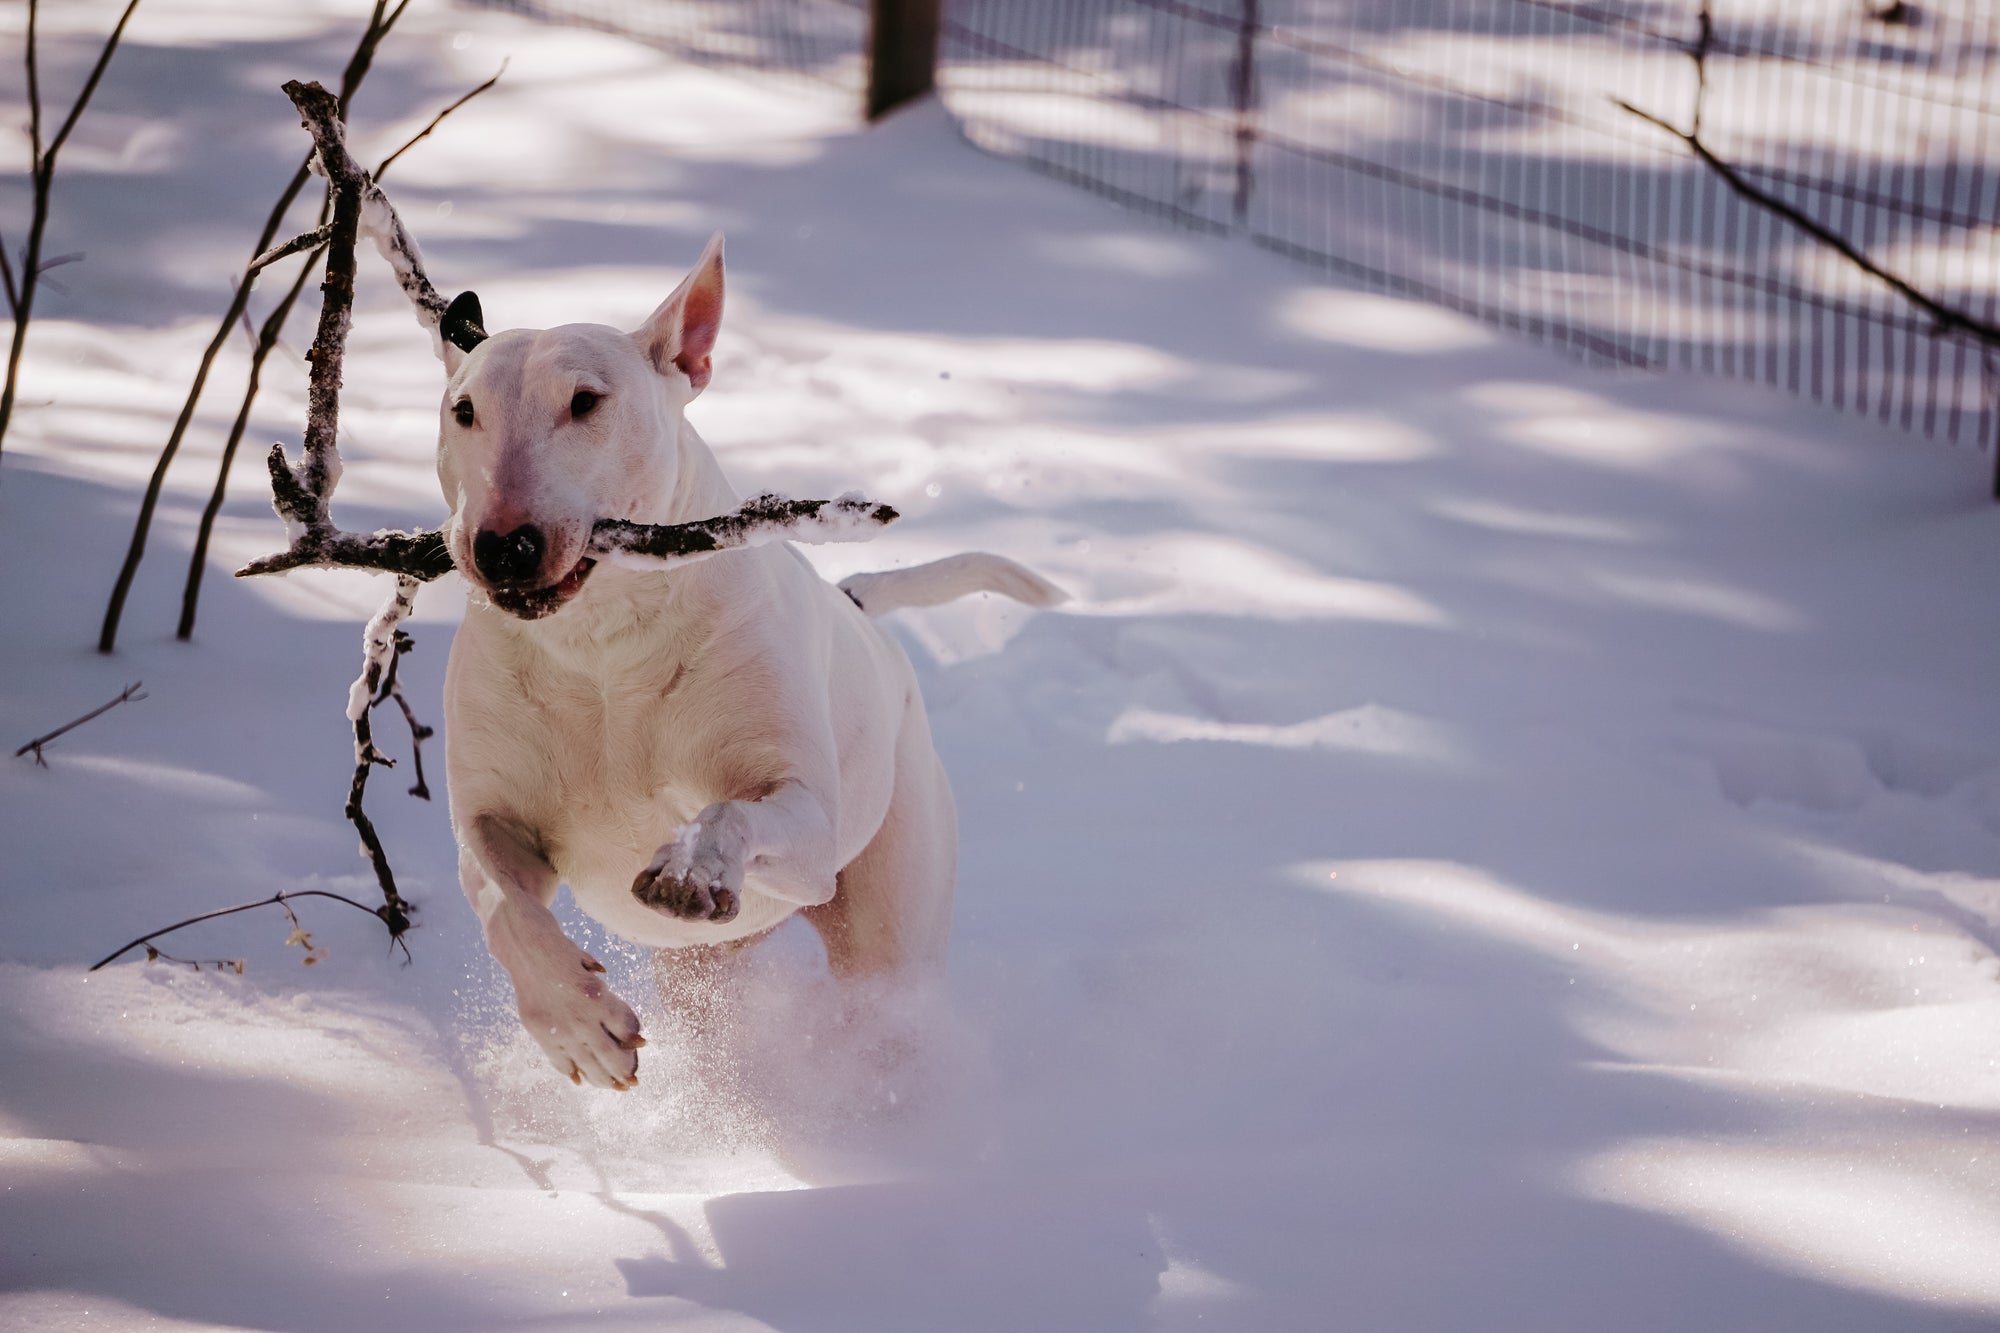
<box><xmin>3</xmin><ymin>1</ymin><xmax>2000</xmax><ymax>1329</ymax></box>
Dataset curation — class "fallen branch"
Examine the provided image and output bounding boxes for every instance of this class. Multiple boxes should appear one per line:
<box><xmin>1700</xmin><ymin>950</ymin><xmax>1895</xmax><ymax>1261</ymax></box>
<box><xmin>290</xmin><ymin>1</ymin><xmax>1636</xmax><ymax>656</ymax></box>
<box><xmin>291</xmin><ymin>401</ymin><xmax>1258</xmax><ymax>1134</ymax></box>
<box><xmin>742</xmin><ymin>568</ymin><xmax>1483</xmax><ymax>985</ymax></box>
<box><xmin>0</xmin><ymin>0</ymin><xmax>143</xmax><ymax>460</ymax></box>
<box><xmin>14</xmin><ymin>681</ymin><xmax>146</xmax><ymax>766</ymax></box>
<box><xmin>89</xmin><ymin>888</ymin><xmax>406</xmax><ymax>972</ymax></box>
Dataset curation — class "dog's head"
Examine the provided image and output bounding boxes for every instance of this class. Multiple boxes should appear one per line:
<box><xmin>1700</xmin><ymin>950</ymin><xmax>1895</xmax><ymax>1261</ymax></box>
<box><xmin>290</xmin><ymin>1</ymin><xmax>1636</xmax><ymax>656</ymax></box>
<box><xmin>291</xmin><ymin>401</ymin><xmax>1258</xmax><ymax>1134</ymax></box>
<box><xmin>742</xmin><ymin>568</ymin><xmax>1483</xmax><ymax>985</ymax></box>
<box><xmin>436</xmin><ymin>233</ymin><xmax>725</xmax><ymax>620</ymax></box>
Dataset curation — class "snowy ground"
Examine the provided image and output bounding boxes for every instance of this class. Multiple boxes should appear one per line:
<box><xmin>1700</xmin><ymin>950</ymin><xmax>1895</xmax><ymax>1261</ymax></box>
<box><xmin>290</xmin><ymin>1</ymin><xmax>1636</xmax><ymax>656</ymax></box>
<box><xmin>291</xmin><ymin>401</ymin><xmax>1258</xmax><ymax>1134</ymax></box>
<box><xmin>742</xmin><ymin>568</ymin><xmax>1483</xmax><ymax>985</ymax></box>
<box><xmin>5</xmin><ymin>2</ymin><xmax>2000</xmax><ymax>1329</ymax></box>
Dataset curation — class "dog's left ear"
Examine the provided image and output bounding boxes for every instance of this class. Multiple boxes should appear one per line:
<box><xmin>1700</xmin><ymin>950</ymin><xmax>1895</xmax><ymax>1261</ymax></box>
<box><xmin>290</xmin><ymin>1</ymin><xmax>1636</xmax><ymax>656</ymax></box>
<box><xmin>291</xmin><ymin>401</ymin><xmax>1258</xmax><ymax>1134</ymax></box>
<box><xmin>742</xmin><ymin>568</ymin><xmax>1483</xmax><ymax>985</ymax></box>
<box><xmin>634</xmin><ymin>231</ymin><xmax>724</xmax><ymax>396</ymax></box>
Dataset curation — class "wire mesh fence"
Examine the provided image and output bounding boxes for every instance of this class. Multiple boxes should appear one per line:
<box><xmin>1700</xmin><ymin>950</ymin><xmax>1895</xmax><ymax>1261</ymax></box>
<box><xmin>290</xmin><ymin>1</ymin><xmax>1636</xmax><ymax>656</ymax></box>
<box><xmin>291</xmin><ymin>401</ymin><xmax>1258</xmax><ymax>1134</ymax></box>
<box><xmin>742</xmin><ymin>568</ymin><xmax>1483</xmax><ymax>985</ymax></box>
<box><xmin>475</xmin><ymin>0</ymin><xmax>869</xmax><ymax>90</ymax></box>
<box><xmin>481</xmin><ymin>0</ymin><xmax>2000</xmax><ymax>457</ymax></box>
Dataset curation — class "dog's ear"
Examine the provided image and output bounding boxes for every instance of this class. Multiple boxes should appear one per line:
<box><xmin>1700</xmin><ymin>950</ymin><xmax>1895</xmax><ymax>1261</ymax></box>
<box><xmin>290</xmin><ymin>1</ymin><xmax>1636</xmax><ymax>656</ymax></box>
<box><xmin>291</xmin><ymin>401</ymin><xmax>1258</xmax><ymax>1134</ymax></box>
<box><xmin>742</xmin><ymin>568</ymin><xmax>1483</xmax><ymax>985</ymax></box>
<box><xmin>634</xmin><ymin>232</ymin><xmax>724</xmax><ymax>395</ymax></box>
<box><xmin>441</xmin><ymin>290</ymin><xmax>488</xmax><ymax>374</ymax></box>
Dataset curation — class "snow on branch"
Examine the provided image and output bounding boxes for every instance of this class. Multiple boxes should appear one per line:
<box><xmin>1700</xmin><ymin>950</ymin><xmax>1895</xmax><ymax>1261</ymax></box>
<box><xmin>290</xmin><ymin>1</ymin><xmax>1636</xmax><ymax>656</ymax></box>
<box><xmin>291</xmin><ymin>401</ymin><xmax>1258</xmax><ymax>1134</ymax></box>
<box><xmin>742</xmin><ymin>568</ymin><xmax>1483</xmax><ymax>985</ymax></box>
<box><xmin>591</xmin><ymin>493</ymin><xmax>901</xmax><ymax>569</ymax></box>
<box><xmin>345</xmin><ymin>575</ymin><xmax>422</xmax><ymax>938</ymax></box>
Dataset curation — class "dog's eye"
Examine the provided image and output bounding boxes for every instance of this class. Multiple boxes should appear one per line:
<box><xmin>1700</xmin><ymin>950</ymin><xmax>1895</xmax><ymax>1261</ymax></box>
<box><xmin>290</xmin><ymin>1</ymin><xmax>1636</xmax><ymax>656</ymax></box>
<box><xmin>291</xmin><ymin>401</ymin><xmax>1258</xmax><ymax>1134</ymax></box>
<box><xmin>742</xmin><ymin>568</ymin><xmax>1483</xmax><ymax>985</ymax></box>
<box><xmin>453</xmin><ymin>400</ymin><xmax>475</xmax><ymax>428</ymax></box>
<box><xmin>570</xmin><ymin>390</ymin><xmax>600</xmax><ymax>418</ymax></box>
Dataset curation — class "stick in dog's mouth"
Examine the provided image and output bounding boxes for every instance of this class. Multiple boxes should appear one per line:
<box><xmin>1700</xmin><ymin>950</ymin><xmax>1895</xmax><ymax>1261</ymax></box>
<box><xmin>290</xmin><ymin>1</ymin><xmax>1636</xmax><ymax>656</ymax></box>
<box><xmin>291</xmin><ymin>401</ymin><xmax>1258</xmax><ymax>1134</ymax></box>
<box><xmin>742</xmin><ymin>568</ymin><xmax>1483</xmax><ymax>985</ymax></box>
<box><xmin>488</xmin><ymin>555</ymin><xmax>597</xmax><ymax>620</ymax></box>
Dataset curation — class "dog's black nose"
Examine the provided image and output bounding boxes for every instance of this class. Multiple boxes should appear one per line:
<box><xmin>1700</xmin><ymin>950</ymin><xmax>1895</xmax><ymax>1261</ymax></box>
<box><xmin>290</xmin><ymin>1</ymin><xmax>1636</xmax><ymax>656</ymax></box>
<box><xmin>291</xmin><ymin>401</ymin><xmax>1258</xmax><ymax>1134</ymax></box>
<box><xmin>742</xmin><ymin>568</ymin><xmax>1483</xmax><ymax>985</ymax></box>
<box><xmin>473</xmin><ymin>524</ymin><xmax>546</xmax><ymax>586</ymax></box>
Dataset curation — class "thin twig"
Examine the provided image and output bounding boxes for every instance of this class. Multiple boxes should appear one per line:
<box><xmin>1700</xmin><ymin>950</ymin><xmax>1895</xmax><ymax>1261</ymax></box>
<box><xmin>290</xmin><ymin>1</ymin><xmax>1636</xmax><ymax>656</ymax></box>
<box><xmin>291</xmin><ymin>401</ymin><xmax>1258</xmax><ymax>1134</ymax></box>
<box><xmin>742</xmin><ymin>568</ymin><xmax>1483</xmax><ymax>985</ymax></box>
<box><xmin>0</xmin><ymin>229</ymin><xmax>19</xmax><ymax>317</ymax></box>
<box><xmin>248</xmin><ymin>224</ymin><xmax>332</xmax><ymax>274</ymax></box>
<box><xmin>374</xmin><ymin>61</ymin><xmax>507</xmax><ymax>181</ymax></box>
<box><xmin>137</xmin><ymin>944</ymin><xmax>245</xmax><ymax>974</ymax></box>
<box><xmin>89</xmin><ymin>888</ymin><xmax>408</xmax><ymax>971</ymax></box>
<box><xmin>24</xmin><ymin>0</ymin><xmax>43</xmax><ymax>170</ymax></box>
<box><xmin>14</xmin><ymin>682</ymin><xmax>146</xmax><ymax>766</ymax></box>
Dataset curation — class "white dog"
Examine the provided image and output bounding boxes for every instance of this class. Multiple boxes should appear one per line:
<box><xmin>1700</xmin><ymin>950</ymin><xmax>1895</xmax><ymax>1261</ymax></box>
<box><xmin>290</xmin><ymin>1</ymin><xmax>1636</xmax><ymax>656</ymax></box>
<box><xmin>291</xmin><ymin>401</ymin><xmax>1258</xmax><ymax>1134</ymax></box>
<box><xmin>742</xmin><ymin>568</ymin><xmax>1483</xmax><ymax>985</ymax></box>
<box><xmin>436</xmin><ymin>234</ymin><xmax>1061</xmax><ymax>1089</ymax></box>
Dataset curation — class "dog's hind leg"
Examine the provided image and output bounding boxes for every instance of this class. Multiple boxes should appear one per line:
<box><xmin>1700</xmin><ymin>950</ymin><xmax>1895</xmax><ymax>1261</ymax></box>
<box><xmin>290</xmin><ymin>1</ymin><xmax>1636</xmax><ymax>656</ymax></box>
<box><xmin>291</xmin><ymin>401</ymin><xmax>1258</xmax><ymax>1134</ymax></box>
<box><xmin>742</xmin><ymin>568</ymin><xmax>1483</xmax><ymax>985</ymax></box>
<box><xmin>804</xmin><ymin>699</ymin><xmax>957</xmax><ymax>978</ymax></box>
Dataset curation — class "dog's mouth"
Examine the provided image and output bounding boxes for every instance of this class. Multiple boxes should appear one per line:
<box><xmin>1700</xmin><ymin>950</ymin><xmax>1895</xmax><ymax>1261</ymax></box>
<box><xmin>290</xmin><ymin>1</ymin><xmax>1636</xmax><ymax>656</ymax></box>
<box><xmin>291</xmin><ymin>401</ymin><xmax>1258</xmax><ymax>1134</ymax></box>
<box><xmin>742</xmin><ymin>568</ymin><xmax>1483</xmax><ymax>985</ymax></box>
<box><xmin>488</xmin><ymin>556</ymin><xmax>597</xmax><ymax>620</ymax></box>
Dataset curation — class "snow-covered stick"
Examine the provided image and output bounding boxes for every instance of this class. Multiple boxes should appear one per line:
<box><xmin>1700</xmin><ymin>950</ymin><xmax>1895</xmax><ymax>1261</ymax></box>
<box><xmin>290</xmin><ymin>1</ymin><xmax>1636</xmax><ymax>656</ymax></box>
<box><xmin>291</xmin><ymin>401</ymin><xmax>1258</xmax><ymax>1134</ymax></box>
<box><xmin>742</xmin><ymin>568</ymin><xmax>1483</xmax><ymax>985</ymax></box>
<box><xmin>344</xmin><ymin>575</ymin><xmax>421</xmax><ymax>940</ymax></box>
<box><xmin>247</xmin><ymin>224</ymin><xmax>332</xmax><ymax>275</ymax></box>
<box><xmin>237</xmin><ymin>496</ymin><xmax>899</xmax><ymax>583</ymax></box>
<box><xmin>589</xmin><ymin>492</ymin><xmax>901</xmax><ymax>569</ymax></box>
<box><xmin>238</xmin><ymin>525</ymin><xmax>454</xmax><ymax>581</ymax></box>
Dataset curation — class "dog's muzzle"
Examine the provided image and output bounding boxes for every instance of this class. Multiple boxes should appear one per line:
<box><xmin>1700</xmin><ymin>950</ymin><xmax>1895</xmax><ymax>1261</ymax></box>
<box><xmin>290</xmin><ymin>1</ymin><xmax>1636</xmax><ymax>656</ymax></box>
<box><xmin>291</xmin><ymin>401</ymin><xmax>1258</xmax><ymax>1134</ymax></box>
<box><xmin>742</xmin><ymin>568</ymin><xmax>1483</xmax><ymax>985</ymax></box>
<box><xmin>486</xmin><ymin>554</ymin><xmax>597</xmax><ymax>620</ymax></box>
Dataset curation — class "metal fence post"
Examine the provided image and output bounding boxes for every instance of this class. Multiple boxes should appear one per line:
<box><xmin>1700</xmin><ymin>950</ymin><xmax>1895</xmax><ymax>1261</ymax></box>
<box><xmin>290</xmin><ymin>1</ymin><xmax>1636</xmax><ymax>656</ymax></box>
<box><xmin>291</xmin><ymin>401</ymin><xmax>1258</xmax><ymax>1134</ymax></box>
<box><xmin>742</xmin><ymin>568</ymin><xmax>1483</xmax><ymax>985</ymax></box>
<box><xmin>1231</xmin><ymin>0</ymin><xmax>1260</xmax><ymax>230</ymax></box>
<box><xmin>868</xmin><ymin>0</ymin><xmax>941</xmax><ymax>121</ymax></box>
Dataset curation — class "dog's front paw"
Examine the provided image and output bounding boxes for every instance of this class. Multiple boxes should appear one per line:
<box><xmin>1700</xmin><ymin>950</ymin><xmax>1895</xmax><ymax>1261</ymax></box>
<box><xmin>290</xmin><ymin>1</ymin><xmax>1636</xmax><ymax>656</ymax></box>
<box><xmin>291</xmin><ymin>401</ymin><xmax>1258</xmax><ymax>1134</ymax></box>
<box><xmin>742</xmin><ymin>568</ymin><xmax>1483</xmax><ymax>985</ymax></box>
<box><xmin>632</xmin><ymin>818</ymin><xmax>742</xmax><ymax>923</ymax></box>
<box><xmin>514</xmin><ymin>949</ymin><xmax>647</xmax><ymax>1090</ymax></box>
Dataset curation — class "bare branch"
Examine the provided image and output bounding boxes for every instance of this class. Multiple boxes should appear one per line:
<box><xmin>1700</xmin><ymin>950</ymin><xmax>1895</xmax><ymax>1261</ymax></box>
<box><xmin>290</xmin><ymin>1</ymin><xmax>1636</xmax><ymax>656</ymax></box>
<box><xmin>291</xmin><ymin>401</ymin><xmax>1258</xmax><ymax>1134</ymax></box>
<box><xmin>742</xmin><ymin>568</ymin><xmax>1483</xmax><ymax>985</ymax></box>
<box><xmin>0</xmin><ymin>232</ymin><xmax>17</xmax><ymax>317</ymax></box>
<box><xmin>1613</xmin><ymin>8</ymin><xmax>1999</xmax><ymax>350</ymax></box>
<box><xmin>25</xmin><ymin>0</ymin><xmax>43</xmax><ymax>171</ymax></box>
<box><xmin>14</xmin><ymin>682</ymin><xmax>146</xmax><ymax>766</ymax></box>
<box><xmin>374</xmin><ymin>60</ymin><xmax>507</xmax><ymax>182</ymax></box>
<box><xmin>1</xmin><ymin>0</ymin><xmax>142</xmax><ymax>460</ymax></box>
<box><xmin>178</xmin><ymin>249</ymin><xmax>325</xmax><ymax>640</ymax></box>
<box><xmin>89</xmin><ymin>888</ymin><xmax>407</xmax><ymax>971</ymax></box>
<box><xmin>42</xmin><ymin>0</ymin><xmax>143</xmax><ymax>168</ymax></box>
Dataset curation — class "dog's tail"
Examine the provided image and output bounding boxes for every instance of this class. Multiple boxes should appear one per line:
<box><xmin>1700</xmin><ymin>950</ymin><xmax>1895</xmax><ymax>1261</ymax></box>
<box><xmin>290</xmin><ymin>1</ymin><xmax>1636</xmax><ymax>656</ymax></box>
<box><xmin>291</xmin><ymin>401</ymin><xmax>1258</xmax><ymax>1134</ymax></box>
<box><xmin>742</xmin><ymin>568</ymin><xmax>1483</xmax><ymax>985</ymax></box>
<box><xmin>839</xmin><ymin>553</ymin><xmax>1068</xmax><ymax>619</ymax></box>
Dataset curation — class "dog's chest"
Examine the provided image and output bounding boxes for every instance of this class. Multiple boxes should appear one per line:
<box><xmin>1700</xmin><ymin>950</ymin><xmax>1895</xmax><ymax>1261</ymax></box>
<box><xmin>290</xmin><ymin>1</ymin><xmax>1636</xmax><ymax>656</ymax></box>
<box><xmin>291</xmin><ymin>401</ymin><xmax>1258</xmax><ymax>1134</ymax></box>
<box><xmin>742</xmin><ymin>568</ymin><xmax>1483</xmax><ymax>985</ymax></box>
<box><xmin>540</xmin><ymin>672</ymin><xmax>712</xmax><ymax>878</ymax></box>
<box><xmin>454</xmin><ymin>642</ymin><xmax>712</xmax><ymax>875</ymax></box>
